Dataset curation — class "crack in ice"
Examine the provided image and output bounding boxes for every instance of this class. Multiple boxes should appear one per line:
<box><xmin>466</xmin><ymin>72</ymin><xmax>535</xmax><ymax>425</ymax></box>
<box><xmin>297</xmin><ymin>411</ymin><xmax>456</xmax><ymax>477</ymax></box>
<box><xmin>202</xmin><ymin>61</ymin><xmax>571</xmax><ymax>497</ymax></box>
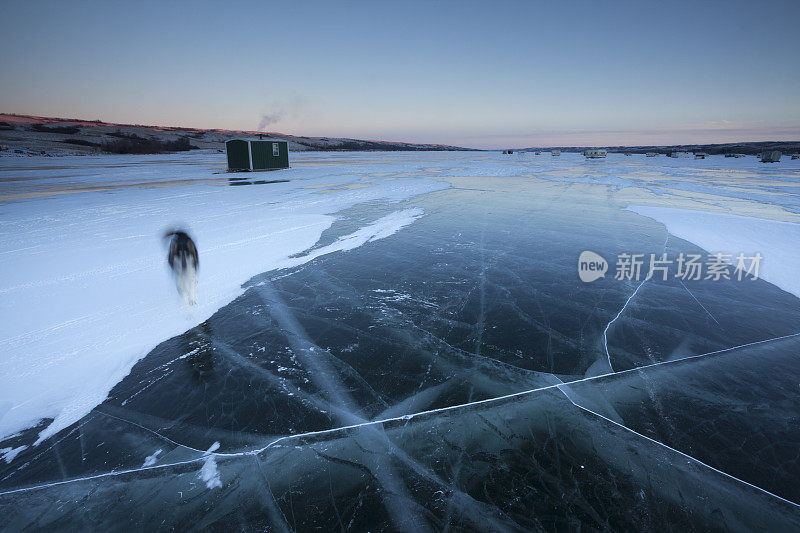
<box><xmin>2</xmin><ymin>330</ymin><xmax>799</xmax><ymax>499</ymax></box>
<box><xmin>603</xmin><ymin>235</ymin><xmax>669</xmax><ymax>373</ymax></box>
<box><xmin>555</xmin><ymin>384</ymin><xmax>800</xmax><ymax>510</ymax></box>
<box><xmin>602</xmin><ymin>278</ymin><xmax>648</xmax><ymax>373</ymax></box>
<box><xmin>679</xmin><ymin>279</ymin><xmax>721</xmax><ymax>326</ymax></box>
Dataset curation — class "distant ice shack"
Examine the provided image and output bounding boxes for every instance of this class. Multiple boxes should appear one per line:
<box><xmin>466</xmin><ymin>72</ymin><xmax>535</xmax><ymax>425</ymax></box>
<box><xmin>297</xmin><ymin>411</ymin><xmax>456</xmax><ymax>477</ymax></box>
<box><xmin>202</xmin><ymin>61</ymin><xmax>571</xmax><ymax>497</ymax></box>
<box><xmin>226</xmin><ymin>139</ymin><xmax>289</xmax><ymax>171</ymax></box>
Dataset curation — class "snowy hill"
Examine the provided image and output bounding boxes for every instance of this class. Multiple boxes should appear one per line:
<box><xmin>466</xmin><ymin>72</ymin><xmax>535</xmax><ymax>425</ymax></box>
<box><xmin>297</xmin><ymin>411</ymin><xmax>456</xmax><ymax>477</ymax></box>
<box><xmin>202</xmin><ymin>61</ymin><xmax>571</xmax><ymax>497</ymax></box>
<box><xmin>0</xmin><ymin>113</ymin><xmax>475</xmax><ymax>156</ymax></box>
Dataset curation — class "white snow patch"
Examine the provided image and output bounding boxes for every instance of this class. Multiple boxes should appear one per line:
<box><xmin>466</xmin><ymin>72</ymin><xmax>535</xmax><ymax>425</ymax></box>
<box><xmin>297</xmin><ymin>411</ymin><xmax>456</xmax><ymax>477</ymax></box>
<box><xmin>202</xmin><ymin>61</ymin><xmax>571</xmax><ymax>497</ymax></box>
<box><xmin>199</xmin><ymin>441</ymin><xmax>222</xmax><ymax>489</ymax></box>
<box><xmin>0</xmin><ymin>445</ymin><xmax>27</xmax><ymax>464</ymax></box>
<box><xmin>628</xmin><ymin>206</ymin><xmax>800</xmax><ymax>299</ymax></box>
<box><xmin>142</xmin><ymin>448</ymin><xmax>162</xmax><ymax>467</ymax></box>
<box><xmin>268</xmin><ymin>208</ymin><xmax>424</xmax><ymax>272</ymax></box>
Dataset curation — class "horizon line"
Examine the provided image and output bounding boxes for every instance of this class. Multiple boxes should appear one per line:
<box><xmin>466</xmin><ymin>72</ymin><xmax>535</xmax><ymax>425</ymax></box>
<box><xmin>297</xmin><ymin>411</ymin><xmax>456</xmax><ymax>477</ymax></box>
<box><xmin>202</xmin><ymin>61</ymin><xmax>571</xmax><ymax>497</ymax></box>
<box><xmin>2</xmin><ymin>112</ymin><xmax>799</xmax><ymax>151</ymax></box>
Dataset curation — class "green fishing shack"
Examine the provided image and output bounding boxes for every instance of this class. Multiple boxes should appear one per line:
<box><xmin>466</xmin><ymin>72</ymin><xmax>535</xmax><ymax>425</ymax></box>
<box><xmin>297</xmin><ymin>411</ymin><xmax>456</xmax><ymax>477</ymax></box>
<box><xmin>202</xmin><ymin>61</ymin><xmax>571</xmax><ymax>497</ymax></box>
<box><xmin>226</xmin><ymin>139</ymin><xmax>289</xmax><ymax>171</ymax></box>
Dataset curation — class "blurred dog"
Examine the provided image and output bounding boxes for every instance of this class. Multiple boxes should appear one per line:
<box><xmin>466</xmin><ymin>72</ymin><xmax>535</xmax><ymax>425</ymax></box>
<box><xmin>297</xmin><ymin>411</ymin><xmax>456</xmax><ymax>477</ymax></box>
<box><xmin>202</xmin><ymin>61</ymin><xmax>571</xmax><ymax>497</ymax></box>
<box><xmin>164</xmin><ymin>230</ymin><xmax>198</xmax><ymax>305</ymax></box>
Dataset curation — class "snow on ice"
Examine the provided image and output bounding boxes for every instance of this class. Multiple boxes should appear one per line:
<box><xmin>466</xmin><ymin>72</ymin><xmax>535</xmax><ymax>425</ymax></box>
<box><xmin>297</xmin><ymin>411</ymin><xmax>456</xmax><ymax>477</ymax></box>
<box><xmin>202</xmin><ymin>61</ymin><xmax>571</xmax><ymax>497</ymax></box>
<box><xmin>628</xmin><ymin>206</ymin><xmax>800</xmax><ymax>299</ymax></box>
<box><xmin>0</xmin><ymin>151</ymin><xmax>447</xmax><ymax>443</ymax></box>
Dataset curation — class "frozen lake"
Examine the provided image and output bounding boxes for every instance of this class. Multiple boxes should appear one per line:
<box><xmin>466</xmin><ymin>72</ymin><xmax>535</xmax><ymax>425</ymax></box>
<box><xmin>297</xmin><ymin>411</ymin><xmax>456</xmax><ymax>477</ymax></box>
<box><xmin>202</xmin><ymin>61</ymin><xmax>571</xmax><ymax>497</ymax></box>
<box><xmin>2</xmin><ymin>150</ymin><xmax>800</xmax><ymax>530</ymax></box>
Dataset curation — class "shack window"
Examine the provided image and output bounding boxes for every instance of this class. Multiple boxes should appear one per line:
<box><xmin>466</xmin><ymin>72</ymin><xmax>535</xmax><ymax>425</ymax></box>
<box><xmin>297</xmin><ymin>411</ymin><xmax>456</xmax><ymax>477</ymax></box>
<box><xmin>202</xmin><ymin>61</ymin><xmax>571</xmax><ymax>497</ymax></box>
<box><xmin>272</xmin><ymin>143</ymin><xmax>279</xmax><ymax>156</ymax></box>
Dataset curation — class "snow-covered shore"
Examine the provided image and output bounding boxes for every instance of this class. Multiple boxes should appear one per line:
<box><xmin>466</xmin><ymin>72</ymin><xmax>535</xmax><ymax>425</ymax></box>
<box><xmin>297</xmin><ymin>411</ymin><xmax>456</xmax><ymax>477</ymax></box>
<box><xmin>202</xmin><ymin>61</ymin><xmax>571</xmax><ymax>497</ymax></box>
<box><xmin>0</xmin><ymin>152</ymin><xmax>448</xmax><ymax>443</ymax></box>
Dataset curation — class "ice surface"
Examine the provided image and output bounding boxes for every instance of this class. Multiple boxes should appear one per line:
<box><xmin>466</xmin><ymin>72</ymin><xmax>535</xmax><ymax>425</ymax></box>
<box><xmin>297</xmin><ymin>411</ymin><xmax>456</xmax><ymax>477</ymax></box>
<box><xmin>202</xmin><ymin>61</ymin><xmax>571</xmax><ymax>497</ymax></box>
<box><xmin>1</xmin><ymin>151</ymin><xmax>800</xmax><ymax>529</ymax></box>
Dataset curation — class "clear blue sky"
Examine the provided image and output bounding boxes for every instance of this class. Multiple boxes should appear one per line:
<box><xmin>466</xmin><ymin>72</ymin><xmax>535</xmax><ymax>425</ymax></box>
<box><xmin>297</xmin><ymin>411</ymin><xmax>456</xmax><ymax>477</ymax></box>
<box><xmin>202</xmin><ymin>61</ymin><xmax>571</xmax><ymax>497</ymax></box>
<box><xmin>1</xmin><ymin>0</ymin><xmax>798</xmax><ymax>148</ymax></box>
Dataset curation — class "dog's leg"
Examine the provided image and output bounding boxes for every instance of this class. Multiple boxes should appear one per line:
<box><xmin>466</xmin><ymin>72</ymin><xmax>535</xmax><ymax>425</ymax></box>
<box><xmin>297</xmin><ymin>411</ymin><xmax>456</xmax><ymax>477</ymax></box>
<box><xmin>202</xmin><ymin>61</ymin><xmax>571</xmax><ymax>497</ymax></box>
<box><xmin>177</xmin><ymin>272</ymin><xmax>186</xmax><ymax>303</ymax></box>
<box><xmin>174</xmin><ymin>266</ymin><xmax>191</xmax><ymax>306</ymax></box>
<box><xmin>185</xmin><ymin>264</ymin><xmax>198</xmax><ymax>306</ymax></box>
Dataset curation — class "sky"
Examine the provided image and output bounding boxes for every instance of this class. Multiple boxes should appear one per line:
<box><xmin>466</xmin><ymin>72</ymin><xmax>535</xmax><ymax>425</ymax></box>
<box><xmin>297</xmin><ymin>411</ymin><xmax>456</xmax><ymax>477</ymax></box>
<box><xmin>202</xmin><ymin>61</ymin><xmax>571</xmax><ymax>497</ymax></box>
<box><xmin>1</xmin><ymin>0</ymin><xmax>798</xmax><ymax>149</ymax></box>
